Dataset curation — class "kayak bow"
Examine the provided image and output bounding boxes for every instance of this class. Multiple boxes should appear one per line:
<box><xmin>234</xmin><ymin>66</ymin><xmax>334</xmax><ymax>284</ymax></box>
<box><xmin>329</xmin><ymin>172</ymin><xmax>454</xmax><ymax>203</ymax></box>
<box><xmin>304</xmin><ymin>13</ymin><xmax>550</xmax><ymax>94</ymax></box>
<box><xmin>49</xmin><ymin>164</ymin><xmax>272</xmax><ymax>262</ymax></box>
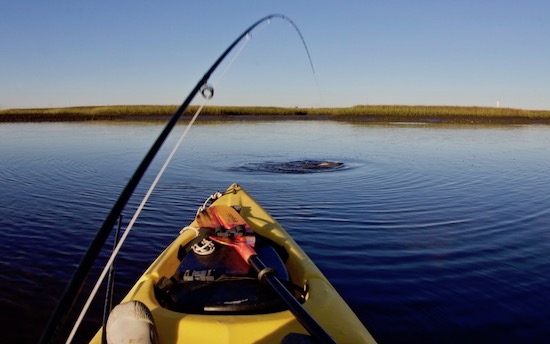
<box><xmin>91</xmin><ymin>184</ymin><xmax>376</xmax><ymax>343</ymax></box>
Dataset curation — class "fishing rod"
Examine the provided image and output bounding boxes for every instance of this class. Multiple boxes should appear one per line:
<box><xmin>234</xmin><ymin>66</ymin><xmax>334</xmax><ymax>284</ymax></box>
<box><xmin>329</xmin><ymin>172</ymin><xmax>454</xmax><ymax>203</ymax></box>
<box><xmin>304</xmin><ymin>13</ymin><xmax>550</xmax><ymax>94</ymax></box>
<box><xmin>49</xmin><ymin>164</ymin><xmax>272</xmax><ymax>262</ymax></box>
<box><xmin>39</xmin><ymin>14</ymin><xmax>316</xmax><ymax>343</ymax></box>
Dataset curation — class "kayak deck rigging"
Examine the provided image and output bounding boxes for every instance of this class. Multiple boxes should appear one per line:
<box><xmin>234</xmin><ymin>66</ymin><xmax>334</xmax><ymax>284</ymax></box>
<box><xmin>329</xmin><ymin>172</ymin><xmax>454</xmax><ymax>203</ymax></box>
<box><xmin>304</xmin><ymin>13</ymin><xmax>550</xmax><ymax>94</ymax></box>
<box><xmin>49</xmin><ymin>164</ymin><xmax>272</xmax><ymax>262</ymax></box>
<box><xmin>155</xmin><ymin>230</ymin><xmax>294</xmax><ymax>315</ymax></box>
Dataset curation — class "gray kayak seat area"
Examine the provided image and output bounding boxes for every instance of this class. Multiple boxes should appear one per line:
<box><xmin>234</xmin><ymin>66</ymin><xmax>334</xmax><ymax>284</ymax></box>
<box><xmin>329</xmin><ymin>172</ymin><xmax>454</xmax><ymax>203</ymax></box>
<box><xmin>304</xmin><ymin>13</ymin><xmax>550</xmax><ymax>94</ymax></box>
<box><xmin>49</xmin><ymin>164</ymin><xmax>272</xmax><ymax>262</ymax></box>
<box><xmin>154</xmin><ymin>234</ymin><xmax>293</xmax><ymax>315</ymax></box>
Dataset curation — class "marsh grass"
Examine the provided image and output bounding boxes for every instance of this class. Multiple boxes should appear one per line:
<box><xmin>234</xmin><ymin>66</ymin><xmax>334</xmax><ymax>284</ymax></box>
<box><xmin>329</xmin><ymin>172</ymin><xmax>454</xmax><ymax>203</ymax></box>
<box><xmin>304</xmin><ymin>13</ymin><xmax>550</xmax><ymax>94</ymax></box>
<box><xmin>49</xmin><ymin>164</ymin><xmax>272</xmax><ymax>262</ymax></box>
<box><xmin>2</xmin><ymin>105</ymin><xmax>550</xmax><ymax>123</ymax></box>
<box><xmin>0</xmin><ymin>105</ymin><xmax>179</xmax><ymax>121</ymax></box>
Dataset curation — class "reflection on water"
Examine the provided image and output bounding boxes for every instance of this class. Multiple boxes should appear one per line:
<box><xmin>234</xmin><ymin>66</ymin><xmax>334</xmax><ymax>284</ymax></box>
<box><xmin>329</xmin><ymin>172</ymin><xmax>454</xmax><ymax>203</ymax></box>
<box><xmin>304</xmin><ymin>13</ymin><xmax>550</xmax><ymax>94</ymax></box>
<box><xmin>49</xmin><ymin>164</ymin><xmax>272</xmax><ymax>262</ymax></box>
<box><xmin>1</xmin><ymin>121</ymin><xmax>550</xmax><ymax>343</ymax></box>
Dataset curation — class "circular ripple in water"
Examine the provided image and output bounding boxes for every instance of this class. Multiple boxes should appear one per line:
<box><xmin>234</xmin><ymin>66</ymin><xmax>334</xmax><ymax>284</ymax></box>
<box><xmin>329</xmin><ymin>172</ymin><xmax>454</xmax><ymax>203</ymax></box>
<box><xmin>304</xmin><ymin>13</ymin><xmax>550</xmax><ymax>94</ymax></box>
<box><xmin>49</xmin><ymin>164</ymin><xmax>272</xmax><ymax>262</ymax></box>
<box><xmin>231</xmin><ymin>160</ymin><xmax>347</xmax><ymax>174</ymax></box>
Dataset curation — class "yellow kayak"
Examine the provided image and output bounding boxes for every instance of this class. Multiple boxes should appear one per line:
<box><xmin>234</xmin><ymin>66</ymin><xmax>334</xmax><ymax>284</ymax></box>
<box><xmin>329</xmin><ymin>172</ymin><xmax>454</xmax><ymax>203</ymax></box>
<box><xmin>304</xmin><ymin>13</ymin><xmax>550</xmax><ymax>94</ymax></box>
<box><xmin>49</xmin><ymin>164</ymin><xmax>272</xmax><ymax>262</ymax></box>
<box><xmin>91</xmin><ymin>183</ymin><xmax>376</xmax><ymax>343</ymax></box>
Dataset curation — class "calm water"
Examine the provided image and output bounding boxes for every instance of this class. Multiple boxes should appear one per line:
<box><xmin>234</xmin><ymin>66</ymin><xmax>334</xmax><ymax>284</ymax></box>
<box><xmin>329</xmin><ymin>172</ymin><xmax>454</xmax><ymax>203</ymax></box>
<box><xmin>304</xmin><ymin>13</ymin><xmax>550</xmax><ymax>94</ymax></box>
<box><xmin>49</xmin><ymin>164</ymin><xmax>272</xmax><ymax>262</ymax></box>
<box><xmin>1</xmin><ymin>120</ymin><xmax>550</xmax><ymax>343</ymax></box>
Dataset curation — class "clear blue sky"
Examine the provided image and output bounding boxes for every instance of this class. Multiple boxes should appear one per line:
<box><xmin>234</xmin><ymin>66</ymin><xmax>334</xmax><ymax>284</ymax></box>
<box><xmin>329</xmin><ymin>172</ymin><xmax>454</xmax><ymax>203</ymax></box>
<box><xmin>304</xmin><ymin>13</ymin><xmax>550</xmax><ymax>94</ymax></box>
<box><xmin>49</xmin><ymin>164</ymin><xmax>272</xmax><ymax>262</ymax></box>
<box><xmin>2</xmin><ymin>1</ymin><xmax>549</xmax><ymax>110</ymax></box>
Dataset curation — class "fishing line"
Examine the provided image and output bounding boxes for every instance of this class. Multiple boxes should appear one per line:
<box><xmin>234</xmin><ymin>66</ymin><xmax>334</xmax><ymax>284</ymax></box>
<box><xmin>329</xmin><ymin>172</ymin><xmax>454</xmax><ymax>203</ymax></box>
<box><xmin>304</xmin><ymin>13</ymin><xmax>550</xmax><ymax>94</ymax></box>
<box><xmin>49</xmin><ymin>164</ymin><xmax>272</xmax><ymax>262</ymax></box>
<box><xmin>42</xmin><ymin>14</ymin><xmax>318</xmax><ymax>343</ymax></box>
<box><xmin>267</xmin><ymin>16</ymin><xmax>321</xmax><ymax>106</ymax></box>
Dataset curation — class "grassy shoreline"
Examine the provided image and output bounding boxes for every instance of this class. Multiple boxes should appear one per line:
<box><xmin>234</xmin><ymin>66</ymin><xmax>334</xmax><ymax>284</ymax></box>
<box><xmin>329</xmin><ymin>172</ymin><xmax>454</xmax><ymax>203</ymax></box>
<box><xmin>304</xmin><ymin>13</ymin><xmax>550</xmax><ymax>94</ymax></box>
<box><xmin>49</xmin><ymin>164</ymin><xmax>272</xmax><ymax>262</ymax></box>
<box><xmin>2</xmin><ymin>105</ymin><xmax>550</xmax><ymax>124</ymax></box>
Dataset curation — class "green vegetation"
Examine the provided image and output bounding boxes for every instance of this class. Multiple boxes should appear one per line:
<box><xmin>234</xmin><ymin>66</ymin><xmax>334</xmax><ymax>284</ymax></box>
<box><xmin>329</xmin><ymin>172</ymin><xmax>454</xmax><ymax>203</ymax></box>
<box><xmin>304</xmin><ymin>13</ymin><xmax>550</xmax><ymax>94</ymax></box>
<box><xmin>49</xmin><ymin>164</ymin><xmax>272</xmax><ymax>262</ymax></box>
<box><xmin>0</xmin><ymin>105</ymin><xmax>179</xmax><ymax>122</ymax></box>
<box><xmin>2</xmin><ymin>105</ymin><xmax>550</xmax><ymax>124</ymax></box>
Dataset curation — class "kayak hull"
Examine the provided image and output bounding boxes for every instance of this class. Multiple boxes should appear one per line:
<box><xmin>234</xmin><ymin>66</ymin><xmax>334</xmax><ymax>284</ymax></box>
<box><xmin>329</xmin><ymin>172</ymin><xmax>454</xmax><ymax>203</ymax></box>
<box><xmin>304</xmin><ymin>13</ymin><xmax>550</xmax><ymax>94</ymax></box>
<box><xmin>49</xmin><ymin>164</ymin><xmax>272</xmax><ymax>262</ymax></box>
<box><xmin>91</xmin><ymin>184</ymin><xmax>376</xmax><ymax>343</ymax></box>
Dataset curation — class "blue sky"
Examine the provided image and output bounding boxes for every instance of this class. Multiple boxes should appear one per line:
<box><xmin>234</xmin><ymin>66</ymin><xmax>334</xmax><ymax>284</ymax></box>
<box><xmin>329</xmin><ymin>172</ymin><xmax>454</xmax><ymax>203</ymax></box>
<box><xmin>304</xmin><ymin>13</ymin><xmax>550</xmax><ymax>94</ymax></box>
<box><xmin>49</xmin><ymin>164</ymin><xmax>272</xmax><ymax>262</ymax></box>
<box><xmin>2</xmin><ymin>1</ymin><xmax>549</xmax><ymax>110</ymax></box>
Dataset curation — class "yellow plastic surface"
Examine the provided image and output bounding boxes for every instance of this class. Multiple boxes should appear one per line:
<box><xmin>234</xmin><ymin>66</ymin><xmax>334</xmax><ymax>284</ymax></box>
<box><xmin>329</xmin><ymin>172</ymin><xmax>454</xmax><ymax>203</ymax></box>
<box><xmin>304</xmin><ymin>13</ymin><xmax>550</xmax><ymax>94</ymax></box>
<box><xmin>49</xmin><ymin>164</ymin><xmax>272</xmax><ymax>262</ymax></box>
<box><xmin>91</xmin><ymin>184</ymin><xmax>376</xmax><ymax>343</ymax></box>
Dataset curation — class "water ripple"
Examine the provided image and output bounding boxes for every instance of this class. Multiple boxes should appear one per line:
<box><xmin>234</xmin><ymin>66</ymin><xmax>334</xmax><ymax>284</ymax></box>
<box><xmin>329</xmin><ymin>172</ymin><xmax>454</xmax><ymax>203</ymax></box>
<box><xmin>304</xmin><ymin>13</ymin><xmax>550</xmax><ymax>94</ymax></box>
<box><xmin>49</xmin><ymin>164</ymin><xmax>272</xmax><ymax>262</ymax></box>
<box><xmin>229</xmin><ymin>159</ymin><xmax>350</xmax><ymax>174</ymax></box>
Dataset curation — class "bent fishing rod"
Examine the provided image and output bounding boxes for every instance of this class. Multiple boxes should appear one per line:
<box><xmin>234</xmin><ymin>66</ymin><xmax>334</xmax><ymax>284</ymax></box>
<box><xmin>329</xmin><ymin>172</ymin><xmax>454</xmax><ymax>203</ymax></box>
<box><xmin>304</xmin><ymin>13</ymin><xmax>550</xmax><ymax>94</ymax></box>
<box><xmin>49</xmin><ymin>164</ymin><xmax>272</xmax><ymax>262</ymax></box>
<box><xmin>39</xmin><ymin>14</ymin><xmax>319</xmax><ymax>343</ymax></box>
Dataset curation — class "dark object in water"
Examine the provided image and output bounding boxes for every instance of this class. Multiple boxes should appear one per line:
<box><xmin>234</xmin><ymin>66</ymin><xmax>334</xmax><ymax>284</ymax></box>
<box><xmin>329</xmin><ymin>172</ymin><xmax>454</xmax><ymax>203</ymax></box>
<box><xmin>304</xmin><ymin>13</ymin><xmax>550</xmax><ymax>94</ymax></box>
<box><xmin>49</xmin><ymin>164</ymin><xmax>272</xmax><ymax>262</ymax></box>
<box><xmin>235</xmin><ymin>160</ymin><xmax>345</xmax><ymax>174</ymax></box>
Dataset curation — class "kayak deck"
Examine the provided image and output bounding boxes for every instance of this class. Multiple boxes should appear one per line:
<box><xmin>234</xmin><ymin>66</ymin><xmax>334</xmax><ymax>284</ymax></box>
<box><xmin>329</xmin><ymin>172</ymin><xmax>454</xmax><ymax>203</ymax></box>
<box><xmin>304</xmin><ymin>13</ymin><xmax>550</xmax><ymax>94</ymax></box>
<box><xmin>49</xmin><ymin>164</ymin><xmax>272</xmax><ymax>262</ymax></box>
<box><xmin>91</xmin><ymin>184</ymin><xmax>376</xmax><ymax>343</ymax></box>
<box><xmin>155</xmin><ymin>233</ymin><xmax>291</xmax><ymax>315</ymax></box>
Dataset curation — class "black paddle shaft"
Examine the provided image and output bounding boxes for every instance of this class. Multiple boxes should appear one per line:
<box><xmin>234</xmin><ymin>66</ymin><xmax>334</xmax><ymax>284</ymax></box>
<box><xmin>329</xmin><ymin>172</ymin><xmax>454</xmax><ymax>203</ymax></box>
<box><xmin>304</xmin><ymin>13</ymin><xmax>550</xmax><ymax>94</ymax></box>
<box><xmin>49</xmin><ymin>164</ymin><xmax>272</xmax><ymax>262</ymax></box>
<box><xmin>249</xmin><ymin>255</ymin><xmax>336</xmax><ymax>344</ymax></box>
